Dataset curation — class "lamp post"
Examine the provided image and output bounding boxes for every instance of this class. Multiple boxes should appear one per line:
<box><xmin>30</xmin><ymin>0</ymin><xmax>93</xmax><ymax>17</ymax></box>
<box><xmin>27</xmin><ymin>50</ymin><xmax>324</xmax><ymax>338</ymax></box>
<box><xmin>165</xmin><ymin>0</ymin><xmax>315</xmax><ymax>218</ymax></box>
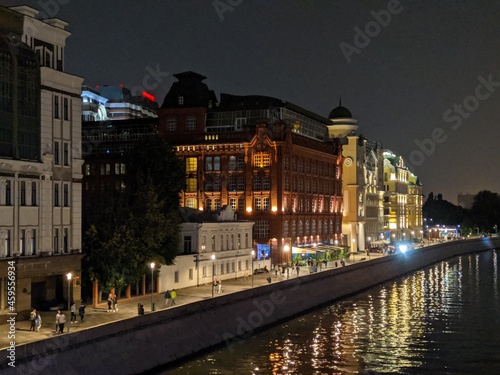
<box><xmin>150</xmin><ymin>262</ymin><xmax>155</xmax><ymax>312</ymax></box>
<box><xmin>66</xmin><ymin>273</ymin><xmax>72</xmax><ymax>312</ymax></box>
<box><xmin>211</xmin><ymin>254</ymin><xmax>216</xmax><ymax>297</ymax></box>
<box><xmin>284</xmin><ymin>244</ymin><xmax>290</xmax><ymax>263</ymax></box>
<box><xmin>251</xmin><ymin>250</ymin><xmax>255</xmax><ymax>288</ymax></box>
<box><xmin>494</xmin><ymin>225</ymin><xmax>498</xmax><ymax>235</ymax></box>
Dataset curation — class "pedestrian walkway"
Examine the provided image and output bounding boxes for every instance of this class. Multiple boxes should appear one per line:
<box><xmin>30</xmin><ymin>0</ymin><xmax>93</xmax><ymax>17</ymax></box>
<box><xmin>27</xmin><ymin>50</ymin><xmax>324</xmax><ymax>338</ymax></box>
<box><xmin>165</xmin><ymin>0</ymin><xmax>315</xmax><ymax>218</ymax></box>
<box><xmin>0</xmin><ymin>255</ymin><xmax>383</xmax><ymax>350</ymax></box>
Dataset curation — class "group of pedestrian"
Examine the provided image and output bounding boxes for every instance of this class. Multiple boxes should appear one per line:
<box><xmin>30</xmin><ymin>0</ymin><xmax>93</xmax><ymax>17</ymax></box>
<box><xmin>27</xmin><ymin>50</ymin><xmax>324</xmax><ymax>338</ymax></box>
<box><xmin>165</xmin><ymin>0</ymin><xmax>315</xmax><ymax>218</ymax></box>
<box><xmin>164</xmin><ymin>289</ymin><xmax>177</xmax><ymax>306</ymax></box>
<box><xmin>107</xmin><ymin>292</ymin><xmax>118</xmax><ymax>312</ymax></box>
<box><xmin>70</xmin><ymin>301</ymin><xmax>87</xmax><ymax>323</ymax></box>
<box><xmin>213</xmin><ymin>279</ymin><xmax>223</xmax><ymax>294</ymax></box>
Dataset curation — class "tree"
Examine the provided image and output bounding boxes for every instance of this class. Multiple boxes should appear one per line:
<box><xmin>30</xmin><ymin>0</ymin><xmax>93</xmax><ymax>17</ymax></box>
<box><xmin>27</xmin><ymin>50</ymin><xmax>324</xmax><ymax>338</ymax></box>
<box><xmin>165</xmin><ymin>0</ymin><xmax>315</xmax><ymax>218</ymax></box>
<box><xmin>82</xmin><ymin>135</ymin><xmax>184</xmax><ymax>293</ymax></box>
<box><xmin>468</xmin><ymin>190</ymin><xmax>500</xmax><ymax>232</ymax></box>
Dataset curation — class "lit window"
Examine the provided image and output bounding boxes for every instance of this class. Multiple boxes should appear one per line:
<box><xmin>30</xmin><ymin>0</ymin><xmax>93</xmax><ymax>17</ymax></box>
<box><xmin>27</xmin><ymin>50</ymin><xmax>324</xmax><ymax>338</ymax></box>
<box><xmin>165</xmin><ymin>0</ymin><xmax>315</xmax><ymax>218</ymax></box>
<box><xmin>186</xmin><ymin>178</ymin><xmax>197</xmax><ymax>192</ymax></box>
<box><xmin>186</xmin><ymin>157</ymin><xmax>197</xmax><ymax>172</ymax></box>
<box><xmin>253</xmin><ymin>153</ymin><xmax>270</xmax><ymax>168</ymax></box>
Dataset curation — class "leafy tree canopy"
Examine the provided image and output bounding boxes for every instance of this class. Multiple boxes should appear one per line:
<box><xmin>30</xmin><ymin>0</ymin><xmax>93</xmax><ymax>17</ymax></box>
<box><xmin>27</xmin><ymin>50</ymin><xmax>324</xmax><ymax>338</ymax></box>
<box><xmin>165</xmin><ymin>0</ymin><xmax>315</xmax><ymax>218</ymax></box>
<box><xmin>83</xmin><ymin>135</ymin><xmax>185</xmax><ymax>290</ymax></box>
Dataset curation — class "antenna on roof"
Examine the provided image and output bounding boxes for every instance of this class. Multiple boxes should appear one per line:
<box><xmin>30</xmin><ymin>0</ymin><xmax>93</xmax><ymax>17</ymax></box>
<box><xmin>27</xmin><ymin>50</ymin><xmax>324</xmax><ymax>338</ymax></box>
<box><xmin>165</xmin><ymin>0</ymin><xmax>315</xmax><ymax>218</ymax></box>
<box><xmin>339</xmin><ymin>97</ymin><xmax>342</xmax><ymax>106</ymax></box>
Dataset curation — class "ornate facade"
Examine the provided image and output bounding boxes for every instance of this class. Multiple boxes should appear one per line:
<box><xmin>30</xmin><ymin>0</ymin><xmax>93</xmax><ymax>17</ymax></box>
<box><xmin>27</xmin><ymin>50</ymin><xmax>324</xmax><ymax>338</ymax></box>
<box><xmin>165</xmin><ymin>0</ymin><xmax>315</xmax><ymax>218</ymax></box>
<box><xmin>158</xmin><ymin>72</ymin><xmax>344</xmax><ymax>264</ymax></box>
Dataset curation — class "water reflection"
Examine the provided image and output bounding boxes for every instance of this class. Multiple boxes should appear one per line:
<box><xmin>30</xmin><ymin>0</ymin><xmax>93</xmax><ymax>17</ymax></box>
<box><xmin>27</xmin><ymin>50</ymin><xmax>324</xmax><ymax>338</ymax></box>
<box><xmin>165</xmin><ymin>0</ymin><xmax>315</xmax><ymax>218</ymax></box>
<box><xmin>164</xmin><ymin>250</ymin><xmax>500</xmax><ymax>374</ymax></box>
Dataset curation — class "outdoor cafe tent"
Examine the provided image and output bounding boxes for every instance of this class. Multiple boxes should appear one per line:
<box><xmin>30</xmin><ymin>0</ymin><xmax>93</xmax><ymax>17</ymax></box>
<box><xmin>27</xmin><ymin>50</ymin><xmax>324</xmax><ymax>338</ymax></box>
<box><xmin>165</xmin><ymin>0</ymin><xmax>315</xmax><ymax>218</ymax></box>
<box><xmin>370</xmin><ymin>239</ymin><xmax>390</xmax><ymax>245</ymax></box>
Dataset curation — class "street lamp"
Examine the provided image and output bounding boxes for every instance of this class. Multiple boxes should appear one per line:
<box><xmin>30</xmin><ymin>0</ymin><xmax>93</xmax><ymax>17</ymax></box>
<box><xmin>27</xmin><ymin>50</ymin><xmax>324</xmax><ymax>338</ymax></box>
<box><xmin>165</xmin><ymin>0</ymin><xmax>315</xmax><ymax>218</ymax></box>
<box><xmin>211</xmin><ymin>254</ymin><xmax>216</xmax><ymax>297</ymax></box>
<box><xmin>494</xmin><ymin>225</ymin><xmax>498</xmax><ymax>235</ymax></box>
<box><xmin>150</xmin><ymin>262</ymin><xmax>155</xmax><ymax>312</ymax></box>
<box><xmin>66</xmin><ymin>272</ymin><xmax>72</xmax><ymax>312</ymax></box>
<box><xmin>251</xmin><ymin>250</ymin><xmax>255</xmax><ymax>288</ymax></box>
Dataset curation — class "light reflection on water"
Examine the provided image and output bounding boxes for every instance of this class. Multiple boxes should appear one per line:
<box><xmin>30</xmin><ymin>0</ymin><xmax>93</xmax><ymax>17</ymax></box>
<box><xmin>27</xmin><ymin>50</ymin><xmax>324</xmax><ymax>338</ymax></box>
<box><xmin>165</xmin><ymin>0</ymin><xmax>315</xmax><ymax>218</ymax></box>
<box><xmin>163</xmin><ymin>250</ymin><xmax>500</xmax><ymax>374</ymax></box>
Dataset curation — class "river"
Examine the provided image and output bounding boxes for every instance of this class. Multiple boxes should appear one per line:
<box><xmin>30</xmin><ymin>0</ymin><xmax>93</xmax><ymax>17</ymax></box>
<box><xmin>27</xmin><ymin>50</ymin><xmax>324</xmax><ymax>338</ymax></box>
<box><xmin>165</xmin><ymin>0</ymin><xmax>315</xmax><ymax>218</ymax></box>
<box><xmin>162</xmin><ymin>250</ymin><xmax>500</xmax><ymax>374</ymax></box>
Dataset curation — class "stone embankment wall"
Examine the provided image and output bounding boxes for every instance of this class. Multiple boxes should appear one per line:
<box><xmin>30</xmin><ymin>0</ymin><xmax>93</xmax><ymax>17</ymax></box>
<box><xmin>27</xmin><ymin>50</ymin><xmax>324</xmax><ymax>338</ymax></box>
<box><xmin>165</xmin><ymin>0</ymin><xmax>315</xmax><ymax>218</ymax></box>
<box><xmin>2</xmin><ymin>238</ymin><xmax>499</xmax><ymax>374</ymax></box>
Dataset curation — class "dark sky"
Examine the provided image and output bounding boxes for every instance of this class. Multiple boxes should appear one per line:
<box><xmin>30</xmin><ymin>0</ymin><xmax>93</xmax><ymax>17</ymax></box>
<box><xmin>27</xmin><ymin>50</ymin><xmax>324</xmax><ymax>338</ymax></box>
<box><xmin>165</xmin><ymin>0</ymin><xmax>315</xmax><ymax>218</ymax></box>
<box><xmin>4</xmin><ymin>0</ymin><xmax>499</xmax><ymax>204</ymax></box>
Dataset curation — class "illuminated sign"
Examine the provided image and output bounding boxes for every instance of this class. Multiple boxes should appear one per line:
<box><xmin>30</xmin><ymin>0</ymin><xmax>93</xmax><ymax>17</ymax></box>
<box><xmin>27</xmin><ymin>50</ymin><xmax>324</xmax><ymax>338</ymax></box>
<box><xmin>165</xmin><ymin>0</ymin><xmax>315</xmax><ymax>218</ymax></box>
<box><xmin>142</xmin><ymin>91</ymin><xmax>155</xmax><ymax>102</ymax></box>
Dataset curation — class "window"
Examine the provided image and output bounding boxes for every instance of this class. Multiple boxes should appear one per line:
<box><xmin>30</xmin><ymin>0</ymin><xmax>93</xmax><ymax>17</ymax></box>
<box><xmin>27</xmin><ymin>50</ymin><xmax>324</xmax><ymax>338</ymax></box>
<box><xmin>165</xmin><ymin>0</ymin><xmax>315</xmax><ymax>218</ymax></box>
<box><xmin>205</xmin><ymin>198</ymin><xmax>212</xmax><ymax>211</ymax></box>
<box><xmin>54</xmin><ymin>183</ymin><xmax>59</xmax><ymax>206</ymax></box>
<box><xmin>174</xmin><ymin>271</ymin><xmax>179</xmax><ymax>283</ymax></box>
<box><xmin>20</xmin><ymin>229</ymin><xmax>25</xmax><ymax>256</ymax></box>
<box><xmin>237</xmin><ymin>155</ymin><xmax>245</xmax><ymax>170</ymax></box>
<box><xmin>5</xmin><ymin>180</ymin><xmax>11</xmax><ymax>205</ymax></box>
<box><xmin>186</xmin><ymin>115</ymin><xmax>196</xmax><ymax>130</ymax></box>
<box><xmin>63</xmin><ymin>143</ymin><xmax>69</xmax><ymax>166</ymax></box>
<box><xmin>254</xmin><ymin>153</ymin><xmax>270</xmax><ymax>168</ymax></box>
<box><xmin>189</xmin><ymin>268</ymin><xmax>194</xmax><ymax>281</ymax></box>
<box><xmin>206</xmin><ymin>156</ymin><xmax>221</xmax><ymax>171</ymax></box>
<box><xmin>31</xmin><ymin>182</ymin><xmax>37</xmax><ymax>206</ymax></box>
<box><xmin>186</xmin><ymin>178</ymin><xmax>197</xmax><ymax>192</ymax></box>
<box><xmin>54</xmin><ymin>141</ymin><xmax>60</xmax><ymax>164</ymax></box>
<box><xmin>202</xmin><ymin>266</ymin><xmax>207</xmax><ymax>277</ymax></box>
<box><xmin>228</xmin><ymin>156</ymin><xmax>237</xmax><ymax>171</ymax></box>
<box><xmin>220</xmin><ymin>264</ymin><xmax>224</xmax><ymax>275</ymax></box>
<box><xmin>30</xmin><ymin>229</ymin><xmax>36</xmax><ymax>255</ymax></box>
<box><xmin>5</xmin><ymin>230</ymin><xmax>11</xmax><ymax>257</ymax></box>
<box><xmin>54</xmin><ymin>96</ymin><xmax>59</xmax><ymax>118</ymax></box>
<box><xmin>20</xmin><ymin>181</ymin><xmax>26</xmax><ymax>206</ymax></box>
<box><xmin>245</xmin><ymin>233</ymin><xmax>249</xmax><ymax>248</ymax></box>
<box><xmin>183</xmin><ymin>236</ymin><xmax>192</xmax><ymax>254</ymax></box>
<box><xmin>229</xmin><ymin>198</ymin><xmax>236</xmax><ymax>211</ymax></box>
<box><xmin>63</xmin><ymin>184</ymin><xmax>69</xmax><ymax>206</ymax></box>
<box><xmin>254</xmin><ymin>221</ymin><xmax>270</xmax><ymax>238</ymax></box>
<box><xmin>53</xmin><ymin>228</ymin><xmax>59</xmax><ymax>253</ymax></box>
<box><xmin>167</xmin><ymin>117</ymin><xmax>177</xmax><ymax>131</ymax></box>
<box><xmin>85</xmin><ymin>164</ymin><xmax>91</xmax><ymax>176</ymax></box>
<box><xmin>262</xmin><ymin>176</ymin><xmax>270</xmax><ymax>190</ymax></box>
<box><xmin>186</xmin><ymin>198</ymin><xmax>197</xmax><ymax>209</ymax></box>
<box><xmin>238</xmin><ymin>198</ymin><xmax>245</xmax><ymax>212</ymax></box>
<box><xmin>237</xmin><ymin>177</ymin><xmax>245</xmax><ymax>191</ymax></box>
<box><xmin>178</xmin><ymin>96</ymin><xmax>184</xmax><ymax>105</ymax></box>
<box><xmin>63</xmin><ymin>98</ymin><xmax>69</xmax><ymax>120</ymax></box>
<box><xmin>263</xmin><ymin>197</ymin><xmax>270</xmax><ymax>211</ymax></box>
<box><xmin>63</xmin><ymin>228</ymin><xmax>69</xmax><ymax>253</ymax></box>
<box><xmin>253</xmin><ymin>176</ymin><xmax>261</xmax><ymax>191</ymax></box>
<box><xmin>228</xmin><ymin>176</ymin><xmax>237</xmax><ymax>191</ymax></box>
<box><xmin>186</xmin><ymin>157</ymin><xmax>197</xmax><ymax>172</ymax></box>
<box><xmin>254</xmin><ymin>198</ymin><xmax>262</xmax><ymax>211</ymax></box>
<box><xmin>214</xmin><ymin>198</ymin><xmax>221</xmax><ymax>210</ymax></box>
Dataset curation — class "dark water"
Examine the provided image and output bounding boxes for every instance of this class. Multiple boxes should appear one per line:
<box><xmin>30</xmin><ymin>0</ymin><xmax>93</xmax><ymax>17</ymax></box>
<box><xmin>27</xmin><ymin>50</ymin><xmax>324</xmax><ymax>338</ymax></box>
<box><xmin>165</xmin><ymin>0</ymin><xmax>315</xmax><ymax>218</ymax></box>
<box><xmin>164</xmin><ymin>250</ymin><xmax>500</xmax><ymax>374</ymax></box>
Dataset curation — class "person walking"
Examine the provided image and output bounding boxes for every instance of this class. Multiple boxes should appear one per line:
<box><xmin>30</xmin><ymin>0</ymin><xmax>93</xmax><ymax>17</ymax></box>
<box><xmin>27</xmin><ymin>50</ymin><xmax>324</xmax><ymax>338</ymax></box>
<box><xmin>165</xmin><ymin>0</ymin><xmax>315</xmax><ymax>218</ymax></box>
<box><xmin>78</xmin><ymin>302</ymin><xmax>86</xmax><ymax>322</ymax></box>
<box><xmin>55</xmin><ymin>310</ymin><xmax>66</xmax><ymax>334</ymax></box>
<box><xmin>107</xmin><ymin>293</ymin><xmax>114</xmax><ymax>312</ymax></box>
<box><xmin>296</xmin><ymin>265</ymin><xmax>300</xmax><ymax>277</ymax></box>
<box><xmin>170</xmin><ymin>289</ymin><xmax>177</xmax><ymax>305</ymax></box>
<box><xmin>112</xmin><ymin>294</ymin><xmax>118</xmax><ymax>312</ymax></box>
<box><xmin>35</xmin><ymin>312</ymin><xmax>42</xmax><ymax>332</ymax></box>
<box><xmin>164</xmin><ymin>290</ymin><xmax>171</xmax><ymax>306</ymax></box>
<box><xmin>217</xmin><ymin>280</ymin><xmax>222</xmax><ymax>294</ymax></box>
<box><xmin>29</xmin><ymin>308</ymin><xmax>37</xmax><ymax>331</ymax></box>
<box><xmin>70</xmin><ymin>302</ymin><xmax>77</xmax><ymax>323</ymax></box>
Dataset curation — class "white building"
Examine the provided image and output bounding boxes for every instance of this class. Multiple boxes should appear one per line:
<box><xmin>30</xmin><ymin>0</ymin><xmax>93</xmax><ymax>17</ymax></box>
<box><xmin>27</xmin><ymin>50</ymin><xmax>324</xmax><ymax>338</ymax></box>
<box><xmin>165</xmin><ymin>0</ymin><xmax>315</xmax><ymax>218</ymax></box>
<box><xmin>159</xmin><ymin>206</ymin><xmax>257</xmax><ymax>291</ymax></box>
<box><xmin>0</xmin><ymin>5</ymin><xmax>83</xmax><ymax>317</ymax></box>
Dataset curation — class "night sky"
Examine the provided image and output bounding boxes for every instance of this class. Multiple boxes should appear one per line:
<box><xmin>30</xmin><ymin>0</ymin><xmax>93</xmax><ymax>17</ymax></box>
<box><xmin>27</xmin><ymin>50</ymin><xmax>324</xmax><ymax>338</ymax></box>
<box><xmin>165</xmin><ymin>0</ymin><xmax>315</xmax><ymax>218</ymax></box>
<box><xmin>4</xmin><ymin>0</ymin><xmax>499</xmax><ymax>203</ymax></box>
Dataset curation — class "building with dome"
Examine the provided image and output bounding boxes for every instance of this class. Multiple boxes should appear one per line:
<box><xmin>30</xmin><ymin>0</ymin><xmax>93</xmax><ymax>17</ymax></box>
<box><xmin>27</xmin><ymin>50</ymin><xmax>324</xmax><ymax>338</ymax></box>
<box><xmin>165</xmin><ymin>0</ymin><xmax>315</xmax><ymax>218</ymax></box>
<box><xmin>0</xmin><ymin>5</ymin><xmax>83</xmax><ymax>319</ymax></box>
<box><xmin>327</xmin><ymin>101</ymin><xmax>423</xmax><ymax>250</ymax></box>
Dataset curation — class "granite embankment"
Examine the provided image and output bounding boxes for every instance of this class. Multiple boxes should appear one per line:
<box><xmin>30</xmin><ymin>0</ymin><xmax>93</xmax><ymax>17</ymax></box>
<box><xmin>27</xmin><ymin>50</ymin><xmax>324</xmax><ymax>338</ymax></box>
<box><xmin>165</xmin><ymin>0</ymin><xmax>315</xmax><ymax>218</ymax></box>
<box><xmin>1</xmin><ymin>237</ymin><xmax>499</xmax><ymax>374</ymax></box>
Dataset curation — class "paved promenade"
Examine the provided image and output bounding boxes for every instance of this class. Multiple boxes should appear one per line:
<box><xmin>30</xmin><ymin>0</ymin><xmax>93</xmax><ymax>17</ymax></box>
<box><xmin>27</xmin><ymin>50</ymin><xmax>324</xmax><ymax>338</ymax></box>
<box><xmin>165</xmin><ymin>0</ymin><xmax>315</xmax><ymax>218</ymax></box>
<box><xmin>0</xmin><ymin>253</ymin><xmax>381</xmax><ymax>350</ymax></box>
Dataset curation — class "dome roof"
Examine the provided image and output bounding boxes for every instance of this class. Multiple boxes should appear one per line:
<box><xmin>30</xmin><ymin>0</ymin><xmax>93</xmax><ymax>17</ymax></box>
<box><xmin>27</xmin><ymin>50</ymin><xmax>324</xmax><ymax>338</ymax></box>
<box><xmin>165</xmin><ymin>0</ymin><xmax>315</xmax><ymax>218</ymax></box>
<box><xmin>329</xmin><ymin>105</ymin><xmax>352</xmax><ymax>119</ymax></box>
<box><xmin>328</xmin><ymin>99</ymin><xmax>353</xmax><ymax>119</ymax></box>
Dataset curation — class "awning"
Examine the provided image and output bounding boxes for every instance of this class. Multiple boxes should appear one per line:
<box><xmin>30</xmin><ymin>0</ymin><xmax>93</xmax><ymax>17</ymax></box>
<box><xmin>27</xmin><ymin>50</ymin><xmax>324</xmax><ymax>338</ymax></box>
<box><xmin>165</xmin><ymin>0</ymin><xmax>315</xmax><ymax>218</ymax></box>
<box><xmin>370</xmin><ymin>240</ymin><xmax>389</xmax><ymax>245</ymax></box>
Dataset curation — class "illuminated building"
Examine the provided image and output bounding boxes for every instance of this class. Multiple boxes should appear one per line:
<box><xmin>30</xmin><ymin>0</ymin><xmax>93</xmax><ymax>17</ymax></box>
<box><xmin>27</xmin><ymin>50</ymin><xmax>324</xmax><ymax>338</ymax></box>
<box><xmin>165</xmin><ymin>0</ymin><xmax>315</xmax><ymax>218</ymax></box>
<box><xmin>327</xmin><ymin>103</ymin><xmax>384</xmax><ymax>250</ymax></box>
<box><xmin>81</xmin><ymin>84</ymin><xmax>158</xmax><ymax>121</ymax></box>
<box><xmin>0</xmin><ymin>5</ymin><xmax>83</xmax><ymax>317</ymax></box>
<box><xmin>382</xmin><ymin>150</ymin><xmax>423</xmax><ymax>241</ymax></box>
<box><xmin>158</xmin><ymin>72</ymin><xmax>344</xmax><ymax>264</ymax></box>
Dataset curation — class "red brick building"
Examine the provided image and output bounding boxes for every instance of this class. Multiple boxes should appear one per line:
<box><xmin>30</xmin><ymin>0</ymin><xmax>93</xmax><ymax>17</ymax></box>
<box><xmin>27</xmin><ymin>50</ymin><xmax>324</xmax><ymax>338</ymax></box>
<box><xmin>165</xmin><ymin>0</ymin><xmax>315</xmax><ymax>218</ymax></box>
<box><xmin>158</xmin><ymin>72</ymin><xmax>344</xmax><ymax>265</ymax></box>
